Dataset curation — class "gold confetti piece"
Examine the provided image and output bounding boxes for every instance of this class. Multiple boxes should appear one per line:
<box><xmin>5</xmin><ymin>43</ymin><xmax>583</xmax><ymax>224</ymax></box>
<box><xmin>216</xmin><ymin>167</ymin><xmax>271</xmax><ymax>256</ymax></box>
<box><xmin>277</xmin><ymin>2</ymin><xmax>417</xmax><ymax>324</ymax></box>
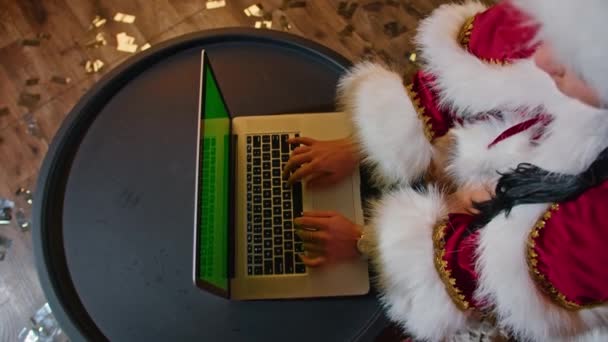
<box><xmin>18</xmin><ymin>92</ymin><xmax>41</xmax><ymax>108</ymax></box>
<box><xmin>25</xmin><ymin>78</ymin><xmax>40</xmax><ymax>86</ymax></box>
<box><xmin>337</xmin><ymin>2</ymin><xmax>358</xmax><ymax>19</ymax></box>
<box><xmin>409</xmin><ymin>52</ymin><xmax>417</xmax><ymax>63</ymax></box>
<box><xmin>116</xmin><ymin>32</ymin><xmax>138</xmax><ymax>53</ymax></box>
<box><xmin>90</xmin><ymin>15</ymin><xmax>107</xmax><ymax>28</ymax></box>
<box><xmin>383</xmin><ymin>21</ymin><xmax>406</xmax><ymax>38</ymax></box>
<box><xmin>51</xmin><ymin>76</ymin><xmax>72</xmax><ymax>85</ymax></box>
<box><xmin>113</xmin><ymin>12</ymin><xmax>136</xmax><ymax>23</ymax></box>
<box><xmin>140</xmin><ymin>43</ymin><xmax>151</xmax><ymax>51</ymax></box>
<box><xmin>254</xmin><ymin>20</ymin><xmax>273</xmax><ymax>29</ymax></box>
<box><xmin>244</xmin><ymin>4</ymin><xmax>264</xmax><ymax>17</ymax></box>
<box><xmin>0</xmin><ymin>107</ymin><xmax>9</xmax><ymax>117</ymax></box>
<box><xmin>85</xmin><ymin>59</ymin><xmax>105</xmax><ymax>74</ymax></box>
<box><xmin>206</xmin><ymin>0</ymin><xmax>226</xmax><ymax>9</ymax></box>
<box><xmin>85</xmin><ymin>32</ymin><xmax>107</xmax><ymax>48</ymax></box>
<box><xmin>22</xmin><ymin>39</ymin><xmax>41</xmax><ymax>46</ymax></box>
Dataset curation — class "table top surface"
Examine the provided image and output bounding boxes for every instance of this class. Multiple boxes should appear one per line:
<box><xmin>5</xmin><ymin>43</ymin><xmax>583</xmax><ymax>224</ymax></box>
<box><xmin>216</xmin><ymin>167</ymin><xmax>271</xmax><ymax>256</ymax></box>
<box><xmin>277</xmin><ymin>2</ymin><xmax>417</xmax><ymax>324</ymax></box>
<box><xmin>33</xmin><ymin>28</ymin><xmax>384</xmax><ymax>341</ymax></box>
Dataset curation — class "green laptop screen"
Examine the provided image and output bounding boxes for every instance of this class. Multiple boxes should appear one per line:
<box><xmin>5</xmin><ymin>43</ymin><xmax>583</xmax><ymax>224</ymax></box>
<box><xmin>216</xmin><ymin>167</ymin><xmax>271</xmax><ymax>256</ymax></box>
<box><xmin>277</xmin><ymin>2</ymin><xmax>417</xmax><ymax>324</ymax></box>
<box><xmin>197</xmin><ymin>55</ymin><xmax>230</xmax><ymax>292</ymax></box>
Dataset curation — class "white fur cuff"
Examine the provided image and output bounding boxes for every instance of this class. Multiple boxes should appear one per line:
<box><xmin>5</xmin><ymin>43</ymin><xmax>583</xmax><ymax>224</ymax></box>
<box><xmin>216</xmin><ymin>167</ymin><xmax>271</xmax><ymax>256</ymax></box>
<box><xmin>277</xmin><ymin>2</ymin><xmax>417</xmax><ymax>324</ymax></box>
<box><xmin>338</xmin><ymin>62</ymin><xmax>433</xmax><ymax>187</ymax></box>
<box><xmin>371</xmin><ymin>186</ymin><xmax>472</xmax><ymax>341</ymax></box>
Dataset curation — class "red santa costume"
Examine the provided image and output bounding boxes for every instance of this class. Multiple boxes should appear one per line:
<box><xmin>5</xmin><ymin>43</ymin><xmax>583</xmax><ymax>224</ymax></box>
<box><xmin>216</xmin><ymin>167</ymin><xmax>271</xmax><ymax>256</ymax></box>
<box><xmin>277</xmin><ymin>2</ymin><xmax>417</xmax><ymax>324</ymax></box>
<box><xmin>339</xmin><ymin>1</ymin><xmax>608</xmax><ymax>341</ymax></box>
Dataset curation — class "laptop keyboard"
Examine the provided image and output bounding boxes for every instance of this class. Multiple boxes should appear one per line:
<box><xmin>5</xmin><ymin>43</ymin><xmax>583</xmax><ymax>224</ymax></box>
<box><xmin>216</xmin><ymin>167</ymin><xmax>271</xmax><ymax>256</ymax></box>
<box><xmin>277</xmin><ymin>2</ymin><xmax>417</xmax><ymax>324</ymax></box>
<box><xmin>200</xmin><ymin>137</ymin><xmax>216</xmax><ymax>278</ymax></box>
<box><xmin>246</xmin><ymin>133</ymin><xmax>306</xmax><ymax>276</ymax></box>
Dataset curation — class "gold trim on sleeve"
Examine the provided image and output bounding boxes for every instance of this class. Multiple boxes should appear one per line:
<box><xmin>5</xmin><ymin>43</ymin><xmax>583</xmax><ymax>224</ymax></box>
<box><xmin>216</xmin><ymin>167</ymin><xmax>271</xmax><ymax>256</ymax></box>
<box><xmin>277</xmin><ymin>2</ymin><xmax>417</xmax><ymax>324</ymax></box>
<box><xmin>457</xmin><ymin>14</ymin><xmax>509</xmax><ymax>66</ymax></box>
<box><xmin>433</xmin><ymin>221</ymin><xmax>471</xmax><ymax>311</ymax></box>
<box><xmin>527</xmin><ymin>204</ymin><xmax>587</xmax><ymax>311</ymax></box>
<box><xmin>405</xmin><ymin>83</ymin><xmax>434</xmax><ymax>142</ymax></box>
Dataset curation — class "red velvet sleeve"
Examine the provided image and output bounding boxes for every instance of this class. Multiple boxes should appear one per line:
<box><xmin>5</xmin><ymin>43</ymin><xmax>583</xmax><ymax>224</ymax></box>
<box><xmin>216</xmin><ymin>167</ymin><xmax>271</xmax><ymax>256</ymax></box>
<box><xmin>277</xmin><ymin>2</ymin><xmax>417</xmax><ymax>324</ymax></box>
<box><xmin>528</xmin><ymin>181</ymin><xmax>608</xmax><ymax>309</ymax></box>
<box><xmin>406</xmin><ymin>71</ymin><xmax>454</xmax><ymax>142</ymax></box>
<box><xmin>433</xmin><ymin>213</ymin><xmax>481</xmax><ymax>311</ymax></box>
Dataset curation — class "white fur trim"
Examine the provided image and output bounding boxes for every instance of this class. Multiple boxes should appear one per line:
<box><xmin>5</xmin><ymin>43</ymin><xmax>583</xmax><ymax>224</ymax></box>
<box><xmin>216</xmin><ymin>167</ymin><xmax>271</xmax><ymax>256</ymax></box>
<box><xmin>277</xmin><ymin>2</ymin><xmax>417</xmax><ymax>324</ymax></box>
<box><xmin>415</xmin><ymin>1</ymin><xmax>567</xmax><ymax>116</ymax></box>
<box><xmin>338</xmin><ymin>62</ymin><xmax>433</xmax><ymax>187</ymax></box>
<box><xmin>446</xmin><ymin>114</ymin><xmax>537</xmax><ymax>188</ymax></box>
<box><xmin>475</xmin><ymin>204</ymin><xmax>608</xmax><ymax>341</ymax></box>
<box><xmin>371</xmin><ymin>186</ymin><xmax>474</xmax><ymax>341</ymax></box>
<box><xmin>513</xmin><ymin>0</ymin><xmax>608</xmax><ymax>106</ymax></box>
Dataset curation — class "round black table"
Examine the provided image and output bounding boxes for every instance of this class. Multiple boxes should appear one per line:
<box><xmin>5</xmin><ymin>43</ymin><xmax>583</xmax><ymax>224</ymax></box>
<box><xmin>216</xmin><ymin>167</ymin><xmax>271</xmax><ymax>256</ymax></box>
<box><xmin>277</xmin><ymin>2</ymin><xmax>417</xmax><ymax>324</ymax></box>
<box><xmin>33</xmin><ymin>28</ymin><xmax>386</xmax><ymax>341</ymax></box>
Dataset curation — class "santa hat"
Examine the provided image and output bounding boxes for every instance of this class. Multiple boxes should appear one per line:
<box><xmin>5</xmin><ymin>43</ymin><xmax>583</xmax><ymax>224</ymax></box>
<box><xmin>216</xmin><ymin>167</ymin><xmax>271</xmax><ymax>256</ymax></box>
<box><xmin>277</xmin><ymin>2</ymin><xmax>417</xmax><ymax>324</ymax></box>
<box><xmin>513</xmin><ymin>0</ymin><xmax>608</xmax><ymax>106</ymax></box>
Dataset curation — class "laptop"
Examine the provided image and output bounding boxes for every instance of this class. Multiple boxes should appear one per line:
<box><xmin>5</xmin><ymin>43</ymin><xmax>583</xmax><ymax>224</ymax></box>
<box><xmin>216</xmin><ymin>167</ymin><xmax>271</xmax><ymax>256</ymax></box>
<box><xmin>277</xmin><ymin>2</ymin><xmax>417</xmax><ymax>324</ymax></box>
<box><xmin>192</xmin><ymin>50</ymin><xmax>369</xmax><ymax>300</ymax></box>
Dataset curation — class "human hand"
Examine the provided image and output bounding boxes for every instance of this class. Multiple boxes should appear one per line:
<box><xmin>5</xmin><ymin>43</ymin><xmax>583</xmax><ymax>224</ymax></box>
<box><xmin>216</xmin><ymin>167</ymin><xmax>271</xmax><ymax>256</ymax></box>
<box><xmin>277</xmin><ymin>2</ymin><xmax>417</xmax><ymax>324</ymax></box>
<box><xmin>446</xmin><ymin>186</ymin><xmax>494</xmax><ymax>214</ymax></box>
<box><xmin>282</xmin><ymin>137</ymin><xmax>359</xmax><ymax>188</ymax></box>
<box><xmin>294</xmin><ymin>211</ymin><xmax>362</xmax><ymax>267</ymax></box>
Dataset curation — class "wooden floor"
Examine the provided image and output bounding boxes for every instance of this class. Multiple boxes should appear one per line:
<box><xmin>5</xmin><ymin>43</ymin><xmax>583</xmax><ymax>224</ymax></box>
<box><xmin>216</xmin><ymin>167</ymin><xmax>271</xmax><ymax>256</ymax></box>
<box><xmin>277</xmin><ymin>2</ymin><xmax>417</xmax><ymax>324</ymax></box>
<box><xmin>0</xmin><ymin>0</ymin><xmax>493</xmax><ymax>340</ymax></box>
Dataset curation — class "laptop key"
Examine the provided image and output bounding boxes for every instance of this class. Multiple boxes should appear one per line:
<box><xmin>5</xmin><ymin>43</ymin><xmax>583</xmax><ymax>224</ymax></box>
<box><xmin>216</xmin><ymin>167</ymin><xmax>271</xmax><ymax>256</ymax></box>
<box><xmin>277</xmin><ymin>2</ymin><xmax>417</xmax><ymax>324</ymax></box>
<box><xmin>272</xmin><ymin>150</ymin><xmax>280</xmax><ymax>159</ymax></box>
<box><xmin>273</xmin><ymin>187</ymin><xmax>281</xmax><ymax>196</ymax></box>
<box><xmin>274</xmin><ymin>246</ymin><xmax>283</xmax><ymax>255</ymax></box>
<box><xmin>283</xmin><ymin>201</ymin><xmax>291</xmax><ymax>210</ymax></box>
<box><xmin>263</xmin><ymin>200</ymin><xmax>272</xmax><ymax>208</ymax></box>
<box><xmin>273</xmin><ymin>217</ymin><xmax>282</xmax><ymax>225</ymax></box>
<box><xmin>248</xmin><ymin>266</ymin><xmax>253</xmax><ymax>275</ymax></box>
<box><xmin>253</xmin><ymin>158</ymin><xmax>261</xmax><ymax>166</ymax></box>
<box><xmin>254</xmin><ymin>225</ymin><xmax>262</xmax><ymax>233</ymax></box>
<box><xmin>262</xmin><ymin>162</ymin><xmax>271</xmax><ymax>170</ymax></box>
<box><xmin>253</xmin><ymin>186</ymin><xmax>261</xmax><ymax>194</ymax></box>
<box><xmin>263</xmin><ymin>190</ymin><xmax>271</xmax><ymax>198</ymax></box>
<box><xmin>264</xmin><ymin>239</ymin><xmax>272</xmax><ymax>248</ymax></box>
<box><xmin>254</xmin><ymin>235</ymin><xmax>262</xmax><ymax>243</ymax></box>
<box><xmin>254</xmin><ymin>215</ymin><xmax>262</xmax><ymax>223</ymax></box>
<box><xmin>253</xmin><ymin>136</ymin><xmax>261</xmax><ymax>147</ymax></box>
<box><xmin>254</xmin><ymin>195</ymin><xmax>261</xmax><ymax>203</ymax></box>
<box><xmin>281</xmin><ymin>135</ymin><xmax>289</xmax><ymax>153</ymax></box>
<box><xmin>262</xmin><ymin>135</ymin><xmax>270</xmax><ymax>143</ymax></box>
<box><xmin>273</xmin><ymin>197</ymin><xmax>281</xmax><ymax>205</ymax></box>
<box><xmin>263</xmin><ymin>219</ymin><xmax>272</xmax><ymax>228</ymax></box>
<box><xmin>272</xmin><ymin>169</ymin><xmax>281</xmax><ymax>178</ymax></box>
<box><xmin>272</xmin><ymin>178</ymin><xmax>280</xmax><ymax>186</ymax></box>
<box><xmin>253</xmin><ymin>167</ymin><xmax>261</xmax><ymax>175</ymax></box>
<box><xmin>253</xmin><ymin>176</ymin><xmax>261</xmax><ymax>184</ymax></box>
<box><xmin>295</xmin><ymin>264</ymin><xmax>306</xmax><ymax>274</ymax></box>
<box><xmin>273</xmin><ymin>207</ymin><xmax>281</xmax><ymax>216</ymax></box>
<box><xmin>247</xmin><ymin>136</ymin><xmax>252</xmax><ymax>144</ymax></box>
<box><xmin>254</xmin><ymin>205</ymin><xmax>262</xmax><ymax>213</ymax></box>
<box><xmin>295</xmin><ymin>243</ymin><xmax>303</xmax><ymax>252</ymax></box>
<box><xmin>274</xmin><ymin>226</ymin><xmax>282</xmax><ymax>235</ymax></box>
<box><xmin>272</xmin><ymin>159</ymin><xmax>280</xmax><ymax>168</ymax></box>
<box><xmin>264</xmin><ymin>261</ymin><xmax>273</xmax><ymax>275</ymax></box>
<box><xmin>253</xmin><ymin>149</ymin><xmax>261</xmax><ymax>157</ymax></box>
<box><xmin>263</xmin><ymin>229</ymin><xmax>272</xmax><ymax>238</ymax></box>
<box><xmin>274</xmin><ymin>258</ymin><xmax>284</xmax><ymax>274</ymax></box>
<box><xmin>284</xmin><ymin>231</ymin><xmax>293</xmax><ymax>240</ymax></box>
<box><xmin>285</xmin><ymin>252</ymin><xmax>294</xmax><ymax>274</ymax></box>
<box><xmin>272</xmin><ymin>135</ymin><xmax>280</xmax><ymax>149</ymax></box>
<box><xmin>254</xmin><ymin>266</ymin><xmax>263</xmax><ymax>275</ymax></box>
<box><xmin>293</xmin><ymin>182</ymin><xmax>303</xmax><ymax>217</ymax></box>
<box><xmin>263</xmin><ymin>209</ymin><xmax>272</xmax><ymax>217</ymax></box>
<box><xmin>285</xmin><ymin>241</ymin><xmax>293</xmax><ymax>250</ymax></box>
<box><xmin>254</xmin><ymin>255</ymin><xmax>263</xmax><ymax>264</ymax></box>
<box><xmin>254</xmin><ymin>245</ymin><xmax>262</xmax><ymax>254</ymax></box>
<box><xmin>262</xmin><ymin>153</ymin><xmax>270</xmax><ymax>160</ymax></box>
<box><xmin>263</xmin><ymin>171</ymin><xmax>271</xmax><ymax>179</ymax></box>
<box><xmin>274</xmin><ymin>236</ymin><xmax>283</xmax><ymax>245</ymax></box>
<box><xmin>264</xmin><ymin>250</ymin><xmax>272</xmax><ymax>259</ymax></box>
<box><xmin>283</xmin><ymin>211</ymin><xmax>292</xmax><ymax>220</ymax></box>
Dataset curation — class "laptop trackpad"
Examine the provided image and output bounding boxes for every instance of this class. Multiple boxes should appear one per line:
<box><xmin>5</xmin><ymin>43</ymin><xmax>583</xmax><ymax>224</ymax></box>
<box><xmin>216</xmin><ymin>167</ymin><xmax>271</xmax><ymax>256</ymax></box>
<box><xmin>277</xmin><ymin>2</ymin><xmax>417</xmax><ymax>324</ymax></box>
<box><xmin>306</xmin><ymin>176</ymin><xmax>357</xmax><ymax>222</ymax></box>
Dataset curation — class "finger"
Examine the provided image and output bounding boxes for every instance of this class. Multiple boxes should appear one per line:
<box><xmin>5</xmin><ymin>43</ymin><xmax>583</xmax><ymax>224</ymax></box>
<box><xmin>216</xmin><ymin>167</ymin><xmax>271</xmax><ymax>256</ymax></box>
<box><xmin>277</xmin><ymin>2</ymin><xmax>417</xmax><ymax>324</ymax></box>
<box><xmin>295</xmin><ymin>229</ymin><xmax>328</xmax><ymax>243</ymax></box>
<box><xmin>302</xmin><ymin>211</ymin><xmax>338</xmax><ymax>218</ymax></box>
<box><xmin>283</xmin><ymin>154</ymin><xmax>313</xmax><ymax>178</ymax></box>
<box><xmin>288</xmin><ymin>163</ymin><xmax>316</xmax><ymax>185</ymax></box>
<box><xmin>302</xmin><ymin>243</ymin><xmax>325</xmax><ymax>253</ymax></box>
<box><xmin>294</xmin><ymin>216</ymin><xmax>328</xmax><ymax>230</ymax></box>
<box><xmin>292</xmin><ymin>146</ymin><xmax>311</xmax><ymax>156</ymax></box>
<box><xmin>287</xmin><ymin>137</ymin><xmax>316</xmax><ymax>146</ymax></box>
<box><xmin>299</xmin><ymin>254</ymin><xmax>326</xmax><ymax>267</ymax></box>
